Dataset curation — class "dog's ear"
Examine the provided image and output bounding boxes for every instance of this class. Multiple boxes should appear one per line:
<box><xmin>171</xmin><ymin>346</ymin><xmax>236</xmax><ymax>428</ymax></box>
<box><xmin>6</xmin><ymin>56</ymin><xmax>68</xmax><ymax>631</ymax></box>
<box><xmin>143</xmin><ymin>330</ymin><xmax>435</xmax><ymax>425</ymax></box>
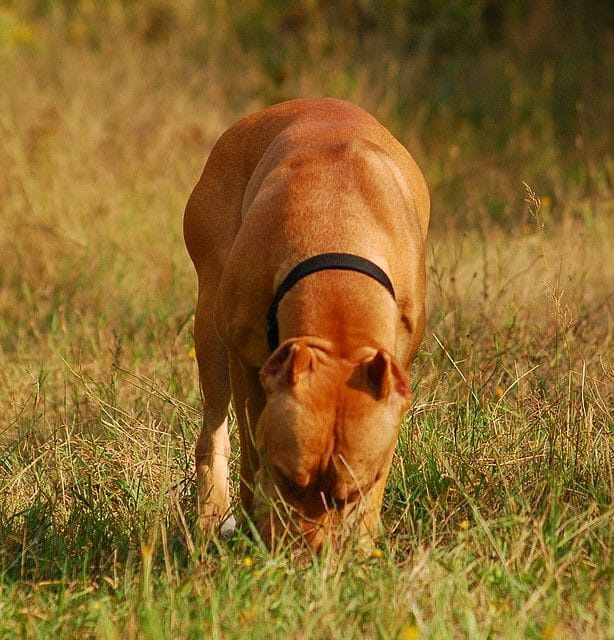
<box><xmin>260</xmin><ymin>338</ymin><xmax>313</xmax><ymax>391</ymax></box>
<box><xmin>362</xmin><ymin>350</ymin><xmax>410</xmax><ymax>400</ymax></box>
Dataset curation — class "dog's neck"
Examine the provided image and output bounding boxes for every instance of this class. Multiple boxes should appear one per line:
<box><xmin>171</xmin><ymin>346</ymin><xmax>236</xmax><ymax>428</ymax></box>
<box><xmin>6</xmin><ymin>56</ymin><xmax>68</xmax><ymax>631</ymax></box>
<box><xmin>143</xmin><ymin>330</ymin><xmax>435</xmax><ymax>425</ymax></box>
<box><xmin>276</xmin><ymin>269</ymin><xmax>398</xmax><ymax>358</ymax></box>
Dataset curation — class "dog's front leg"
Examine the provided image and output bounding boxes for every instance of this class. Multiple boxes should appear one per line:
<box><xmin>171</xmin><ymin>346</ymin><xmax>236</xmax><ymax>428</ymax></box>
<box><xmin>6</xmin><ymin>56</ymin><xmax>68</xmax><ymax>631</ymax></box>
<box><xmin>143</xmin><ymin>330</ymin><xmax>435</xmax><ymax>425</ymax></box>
<box><xmin>229</xmin><ymin>354</ymin><xmax>266</xmax><ymax>518</ymax></box>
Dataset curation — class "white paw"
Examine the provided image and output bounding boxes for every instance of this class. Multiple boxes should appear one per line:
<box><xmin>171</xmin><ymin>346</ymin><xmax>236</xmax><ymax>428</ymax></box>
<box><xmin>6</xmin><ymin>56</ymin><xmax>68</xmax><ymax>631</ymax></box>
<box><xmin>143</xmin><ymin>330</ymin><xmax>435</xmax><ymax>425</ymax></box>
<box><xmin>219</xmin><ymin>514</ymin><xmax>236</xmax><ymax>539</ymax></box>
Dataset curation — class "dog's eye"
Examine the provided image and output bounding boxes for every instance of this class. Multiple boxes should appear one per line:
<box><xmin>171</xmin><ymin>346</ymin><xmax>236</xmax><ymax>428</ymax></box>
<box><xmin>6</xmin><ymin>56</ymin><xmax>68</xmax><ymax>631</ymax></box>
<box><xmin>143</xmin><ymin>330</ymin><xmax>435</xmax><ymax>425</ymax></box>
<box><xmin>332</xmin><ymin>489</ymin><xmax>361</xmax><ymax>508</ymax></box>
<box><xmin>273</xmin><ymin>467</ymin><xmax>306</xmax><ymax>499</ymax></box>
<box><xmin>283</xmin><ymin>476</ymin><xmax>308</xmax><ymax>500</ymax></box>
<box><xmin>283</xmin><ymin>477</ymin><xmax>303</xmax><ymax>498</ymax></box>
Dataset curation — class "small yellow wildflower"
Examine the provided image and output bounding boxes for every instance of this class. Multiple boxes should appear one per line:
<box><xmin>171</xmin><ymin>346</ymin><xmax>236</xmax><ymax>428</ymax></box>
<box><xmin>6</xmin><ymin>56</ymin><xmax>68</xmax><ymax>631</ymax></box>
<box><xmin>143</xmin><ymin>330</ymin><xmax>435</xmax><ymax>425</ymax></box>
<box><xmin>459</xmin><ymin>519</ymin><xmax>470</xmax><ymax>531</ymax></box>
<box><xmin>542</xmin><ymin>623</ymin><xmax>558</xmax><ymax>640</ymax></box>
<box><xmin>540</xmin><ymin>196</ymin><xmax>552</xmax><ymax>210</ymax></box>
<box><xmin>11</xmin><ymin>23</ymin><xmax>36</xmax><ymax>47</ymax></box>
<box><xmin>242</xmin><ymin>556</ymin><xmax>253</xmax><ymax>568</ymax></box>
<box><xmin>401</xmin><ymin>625</ymin><xmax>420</xmax><ymax>640</ymax></box>
<box><xmin>489</xmin><ymin>600</ymin><xmax>509</xmax><ymax>614</ymax></box>
<box><xmin>240</xmin><ymin>607</ymin><xmax>257</xmax><ymax>623</ymax></box>
<box><xmin>494</xmin><ymin>386</ymin><xmax>505</xmax><ymax>398</ymax></box>
<box><xmin>140</xmin><ymin>543</ymin><xmax>153</xmax><ymax>562</ymax></box>
<box><xmin>68</xmin><ymin>18</ymin><xmax>89</xmax><ymax>41</ymax></box>
<box><xmin>371</xmin><ymin>548</ymin><xmax>383</xmax><ymax>559</ymax></box>
<box><xmin>188</xmin><ymin>346</ymin><xmax>196</xmax><ymax>359</ymax></box>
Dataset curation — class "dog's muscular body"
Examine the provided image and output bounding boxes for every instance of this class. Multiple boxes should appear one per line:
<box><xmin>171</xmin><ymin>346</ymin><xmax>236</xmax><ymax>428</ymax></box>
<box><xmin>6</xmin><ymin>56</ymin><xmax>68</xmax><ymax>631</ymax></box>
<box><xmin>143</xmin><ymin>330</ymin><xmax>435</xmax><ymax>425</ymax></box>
<box><xmin>184</xmin><ymin>98</ymin><xmax>429</xmax><ymax>550</ymax></box>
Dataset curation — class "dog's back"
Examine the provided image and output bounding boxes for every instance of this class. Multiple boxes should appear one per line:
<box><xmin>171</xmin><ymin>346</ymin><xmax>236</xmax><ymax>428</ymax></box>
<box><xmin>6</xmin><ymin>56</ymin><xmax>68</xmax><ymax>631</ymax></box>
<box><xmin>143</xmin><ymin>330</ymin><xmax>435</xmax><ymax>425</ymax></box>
<box><xmin>184</xmin><ymin>98</ymin><xmax>428</xmax><ymax>274</ymax></box>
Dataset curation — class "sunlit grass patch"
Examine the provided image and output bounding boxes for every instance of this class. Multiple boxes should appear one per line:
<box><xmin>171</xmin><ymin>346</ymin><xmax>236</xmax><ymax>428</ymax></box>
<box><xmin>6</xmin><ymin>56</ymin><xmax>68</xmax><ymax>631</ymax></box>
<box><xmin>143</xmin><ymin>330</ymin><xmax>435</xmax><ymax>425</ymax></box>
<box><xmin>0</xmin><ymin>1</ymin><xmax>612</xmax><ymax>638</ymax></box>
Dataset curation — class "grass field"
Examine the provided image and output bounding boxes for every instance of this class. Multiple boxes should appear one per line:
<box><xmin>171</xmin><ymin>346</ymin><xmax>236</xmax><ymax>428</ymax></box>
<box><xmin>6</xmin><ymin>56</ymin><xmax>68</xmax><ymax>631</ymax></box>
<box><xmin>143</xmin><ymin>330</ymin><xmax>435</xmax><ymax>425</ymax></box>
<box><xmin>1</xmin><ymin>2</ymin><xmax>612</xmax><ymax>638</ymax></box>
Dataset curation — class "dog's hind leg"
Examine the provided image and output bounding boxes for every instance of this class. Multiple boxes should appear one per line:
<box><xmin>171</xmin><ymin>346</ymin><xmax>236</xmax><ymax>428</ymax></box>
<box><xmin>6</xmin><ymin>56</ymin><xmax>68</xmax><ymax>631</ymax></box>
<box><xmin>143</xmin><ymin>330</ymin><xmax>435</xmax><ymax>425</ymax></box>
<box><xmin>184</xmin><ymin>130</ymin><xmax>246</xmax><ymax>539</ymax></box>
<box><xmin>193</xmin><ymin>292</ymin><xmax>234</xmax><ymax>539</ymax></box>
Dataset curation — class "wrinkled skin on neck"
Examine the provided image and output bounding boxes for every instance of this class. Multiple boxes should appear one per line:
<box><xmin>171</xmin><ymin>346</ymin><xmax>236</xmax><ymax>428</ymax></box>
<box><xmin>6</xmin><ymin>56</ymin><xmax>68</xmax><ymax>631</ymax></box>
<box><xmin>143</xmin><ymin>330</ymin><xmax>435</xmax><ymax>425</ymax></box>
<box><xmin>253</xmin><ymin>337</ymin><xmax>410</xmax><ymax>551</ymax></box>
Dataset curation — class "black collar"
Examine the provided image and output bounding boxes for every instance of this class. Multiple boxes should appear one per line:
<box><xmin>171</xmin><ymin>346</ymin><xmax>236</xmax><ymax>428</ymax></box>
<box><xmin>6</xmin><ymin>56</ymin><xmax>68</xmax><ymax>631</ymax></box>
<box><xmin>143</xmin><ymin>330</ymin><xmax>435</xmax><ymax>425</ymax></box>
<box><xmin>266</xmin><ymin>252</ymin><xmax>396</xmax><ymax>351</ymax></box>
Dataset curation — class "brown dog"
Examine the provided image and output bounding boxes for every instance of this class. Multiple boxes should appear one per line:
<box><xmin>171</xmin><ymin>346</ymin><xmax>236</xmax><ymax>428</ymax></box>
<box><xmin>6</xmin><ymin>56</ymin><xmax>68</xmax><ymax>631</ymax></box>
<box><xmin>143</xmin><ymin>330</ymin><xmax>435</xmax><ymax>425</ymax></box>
<box><xmin>184</xmin><ymin>98</ymin><xmax>429</xmax><ymax>550</ymax></box>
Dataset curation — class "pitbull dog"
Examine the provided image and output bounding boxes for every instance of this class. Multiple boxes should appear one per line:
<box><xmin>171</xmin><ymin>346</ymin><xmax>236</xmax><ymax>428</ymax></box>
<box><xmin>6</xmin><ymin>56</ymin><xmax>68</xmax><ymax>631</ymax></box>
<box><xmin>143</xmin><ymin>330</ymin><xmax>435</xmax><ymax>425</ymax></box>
<box><xmin>184</xmin><ymin>98</ymin><xmax>429</xmax><ymax>550</ymax></box>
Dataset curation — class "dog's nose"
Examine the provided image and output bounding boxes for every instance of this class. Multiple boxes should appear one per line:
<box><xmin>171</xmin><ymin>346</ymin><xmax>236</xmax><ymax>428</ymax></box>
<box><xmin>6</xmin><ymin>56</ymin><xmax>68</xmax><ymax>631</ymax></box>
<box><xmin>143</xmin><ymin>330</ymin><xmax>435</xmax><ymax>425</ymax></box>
<box><xmin>330</xmin><ymin>481</ymin><xmax>362</xmax><ymax>507</ymax></box>
<box><xmin>299</xmin><ymin>520</ymin><xmax>325</xmax><ymax>551</ymax></box>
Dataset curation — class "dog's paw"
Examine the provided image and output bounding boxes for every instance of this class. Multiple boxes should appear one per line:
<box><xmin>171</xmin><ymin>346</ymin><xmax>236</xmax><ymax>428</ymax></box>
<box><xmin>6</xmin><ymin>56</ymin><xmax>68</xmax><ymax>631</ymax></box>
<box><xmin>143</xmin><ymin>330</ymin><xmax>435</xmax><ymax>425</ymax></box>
<box><xmin>197</xmin><ymin>508</ymin><xmax>236</xmax><ymax>542</ymax></box>
<box><xmin>219</xmin><ymin>514</ymin><xmax>237</xmax><ymax>539</ymax></box>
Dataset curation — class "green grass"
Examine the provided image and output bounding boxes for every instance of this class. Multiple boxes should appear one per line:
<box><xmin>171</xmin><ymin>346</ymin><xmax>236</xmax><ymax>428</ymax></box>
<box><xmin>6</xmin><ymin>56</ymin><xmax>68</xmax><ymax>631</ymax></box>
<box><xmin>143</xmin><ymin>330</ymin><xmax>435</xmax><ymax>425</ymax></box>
<box><xmin>1</xmin><ymin>1</ymin><xmax>612</xmax><ymax>638</ymax></box>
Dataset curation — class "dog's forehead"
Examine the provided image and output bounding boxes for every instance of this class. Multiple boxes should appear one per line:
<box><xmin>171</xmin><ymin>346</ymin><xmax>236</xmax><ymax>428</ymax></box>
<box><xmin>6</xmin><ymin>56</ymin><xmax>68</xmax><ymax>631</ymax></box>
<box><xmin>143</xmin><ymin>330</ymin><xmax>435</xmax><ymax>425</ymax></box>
<box><xmin>273</xmin><ymin>405</ymin><xmax>391</xmax><ymax>481</ymax></box>
<box><xmin>263</xmin><ymin>355</ymin><xmax>396</xmax><ymax>477</ymax></box>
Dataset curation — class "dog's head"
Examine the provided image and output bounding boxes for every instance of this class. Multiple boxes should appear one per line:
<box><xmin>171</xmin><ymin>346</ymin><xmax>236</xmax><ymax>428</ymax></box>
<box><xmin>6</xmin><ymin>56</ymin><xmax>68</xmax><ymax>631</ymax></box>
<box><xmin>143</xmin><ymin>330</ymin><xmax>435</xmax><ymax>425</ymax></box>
<box><xmin>253</xmin><ymin>336</ymin><xmax>410</xmax><ymax>551</ymax></box>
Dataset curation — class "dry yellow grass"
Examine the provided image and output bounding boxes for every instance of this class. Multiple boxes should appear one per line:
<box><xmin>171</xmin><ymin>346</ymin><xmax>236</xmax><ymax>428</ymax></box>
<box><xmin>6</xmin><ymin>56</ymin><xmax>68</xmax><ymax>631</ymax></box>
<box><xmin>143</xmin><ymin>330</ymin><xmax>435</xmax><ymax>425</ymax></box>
<box><xmin>0</xmin><ymin>2</ymin><xmax>612</xmax><ymax>638</ymax></box>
